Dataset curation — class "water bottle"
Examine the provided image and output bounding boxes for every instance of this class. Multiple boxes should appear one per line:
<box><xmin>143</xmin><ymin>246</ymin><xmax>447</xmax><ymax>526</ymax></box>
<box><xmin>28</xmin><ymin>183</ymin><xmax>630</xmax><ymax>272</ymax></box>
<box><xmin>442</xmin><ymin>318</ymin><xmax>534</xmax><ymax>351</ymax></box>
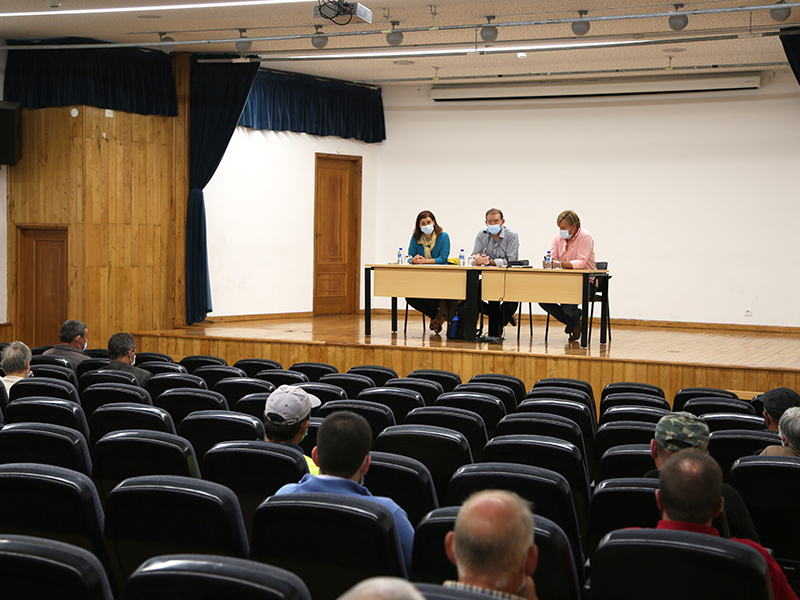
<box><xmin>545</xmin><ymin>251</ymin><xmax>552</xmax><ymax>270</ymax></box>
<box><xmin>397</xmin><ymin>247</ymin><xmax>403</xmax><ymax>265</ymax></box>
<box><xmin>448</xmin><ymin>314</ymin><xmax>460</xmax><ymax>339</ymax></box>
<box><xmin>459</xmin><ymin>249</ymin><xmax>466</xmax><ymax>267</ymax></box>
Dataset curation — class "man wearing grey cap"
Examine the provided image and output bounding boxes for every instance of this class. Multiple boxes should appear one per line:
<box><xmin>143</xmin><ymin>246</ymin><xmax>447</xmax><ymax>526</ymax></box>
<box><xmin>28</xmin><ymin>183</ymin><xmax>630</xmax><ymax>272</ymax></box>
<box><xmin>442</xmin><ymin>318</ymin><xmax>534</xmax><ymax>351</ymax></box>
<box><xmin>646</xmin><ymin>411</ymin><xmax>760</xmax><ymax>542</ymax></box>
<box><xmin>264</xmin><ymin>384</ymin><xmax>321</xmax><ymax>475</ymax></box>
<box><xmin>760</xmin><ymin>387</ymin><xmax>800</xmax><ymax>431</ymax></box>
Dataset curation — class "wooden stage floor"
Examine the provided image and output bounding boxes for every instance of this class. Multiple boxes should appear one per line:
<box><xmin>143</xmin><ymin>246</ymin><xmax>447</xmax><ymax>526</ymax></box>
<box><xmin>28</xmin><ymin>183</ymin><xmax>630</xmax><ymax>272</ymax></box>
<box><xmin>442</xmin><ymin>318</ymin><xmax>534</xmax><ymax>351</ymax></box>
<box><xmin>136</xmin><ymin>314</ymin><xmax>800</xmax><ymax>405</ymax></box>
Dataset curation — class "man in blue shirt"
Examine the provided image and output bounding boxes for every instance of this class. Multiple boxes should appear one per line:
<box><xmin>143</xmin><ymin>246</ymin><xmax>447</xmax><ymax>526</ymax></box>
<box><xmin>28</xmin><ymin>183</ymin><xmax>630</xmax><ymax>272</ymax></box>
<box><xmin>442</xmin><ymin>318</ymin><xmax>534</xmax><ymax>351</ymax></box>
<box><xmin>275</xmin><ymin>410</ymin><xmax>414</xmax><ymax>572</ymax></box>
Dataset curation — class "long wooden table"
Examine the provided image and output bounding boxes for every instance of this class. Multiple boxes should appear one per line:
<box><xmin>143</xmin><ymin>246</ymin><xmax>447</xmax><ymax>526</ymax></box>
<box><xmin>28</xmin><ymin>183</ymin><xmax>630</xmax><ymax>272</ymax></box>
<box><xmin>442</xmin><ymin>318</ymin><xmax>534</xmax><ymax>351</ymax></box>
<box><xmin>365</xmin><ymin>264</ymin><xmax>608</xmax><ymax>347</ymax></box>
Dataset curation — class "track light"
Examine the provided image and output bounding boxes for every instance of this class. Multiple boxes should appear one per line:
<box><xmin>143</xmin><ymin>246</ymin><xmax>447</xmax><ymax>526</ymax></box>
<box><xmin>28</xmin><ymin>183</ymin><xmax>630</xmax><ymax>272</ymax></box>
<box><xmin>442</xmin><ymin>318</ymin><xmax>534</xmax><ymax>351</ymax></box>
<box><xmin>235</xmin><ymin>29</ymin><xmax>252</xmax><ymax>53</ymax></box>
<box><xmin>158</xmin><ymin>32</ymin><xmax>175</xmax><ymax>54</ymax></box>
<box><xmin>311</xmin><ymin>25</ymin><xmax>328</xmax><ymax>49</ymax></box>
<box><xmin>481</xmin><ymin>16</ymin><xmax>498</xmax><ymax>43</ymax></box>
<box><xmin>571</xmin><ymin>10</ymin><xmax>590</xmax><ymax>36</ymax></box>
<box><xmin>386</xmin><ymin>21</ymin><xmax>403</xmax><ymax>46</ymax></box>
<box><xmin>668</xmin><ymin>4</ymin><xmax>688</xmax><ymax>31</ymax></box>
<box><xmin>770</xmin><ymin>1</ymin><xmax>792</xmax><ymax>21</ymax></box>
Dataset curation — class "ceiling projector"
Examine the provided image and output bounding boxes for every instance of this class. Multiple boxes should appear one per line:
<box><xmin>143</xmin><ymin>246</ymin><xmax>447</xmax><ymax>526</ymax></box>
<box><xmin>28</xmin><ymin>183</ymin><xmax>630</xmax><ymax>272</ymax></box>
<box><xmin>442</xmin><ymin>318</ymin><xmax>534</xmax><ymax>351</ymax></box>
<box><xmin>314</xmin><ymin>1</ymin><xmax>373</xmax><ymax>23</ymax></box>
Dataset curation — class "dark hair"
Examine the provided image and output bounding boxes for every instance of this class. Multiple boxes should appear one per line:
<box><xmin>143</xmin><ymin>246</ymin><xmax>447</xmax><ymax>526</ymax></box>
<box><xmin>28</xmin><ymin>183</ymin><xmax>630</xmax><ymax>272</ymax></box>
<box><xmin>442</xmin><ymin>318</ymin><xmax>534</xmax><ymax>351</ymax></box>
<box><xmin>659</xmin><ymin>449</ymin><xmax>722</xmax><ymax>524</ymax></box>
<box><xmin>107</xmin><ymin>332</ymin><xmax>135</xmax><ymax>360</ymax></box>
<box><xmin>0</xmin><ymin>341</ymin><xmax>31</xmax><ymax>374</ymax></box>
<box><xmin>413</xmin><ymin>210</ymin><xmax>443</xmax><ymax>241</ymax></box>
<box><xmin>265</xmin><ymin>419</ymin><xmax>304</xmax><ymax>443</ymax></box>
<box><xmin>59</xmin><ymin>320</ymin><xmax>87</xmax><ymax>343</ymax></box>
<box><xmin>485</xmin><ymin>208</ymin><xmax>504</xmax><ymax>220</ymax></box>
<box><xmin>316</xmin><ymin>411</ymin><xmax>372</xmax><ymax>477</ymax></box>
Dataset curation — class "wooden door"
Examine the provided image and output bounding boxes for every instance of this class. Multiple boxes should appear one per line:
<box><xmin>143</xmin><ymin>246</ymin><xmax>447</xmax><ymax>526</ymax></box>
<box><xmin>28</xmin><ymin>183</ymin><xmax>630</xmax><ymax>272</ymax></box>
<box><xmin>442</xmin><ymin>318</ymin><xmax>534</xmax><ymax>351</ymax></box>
<box><xmin>313</xmin><ymin>154</ymin><xmax>362</xmax><ymax>315</ymax></box>
<box><xmin>17</xmin><ymin>227</ymin><xmax>68</xmax><ymax>347</ymax></box>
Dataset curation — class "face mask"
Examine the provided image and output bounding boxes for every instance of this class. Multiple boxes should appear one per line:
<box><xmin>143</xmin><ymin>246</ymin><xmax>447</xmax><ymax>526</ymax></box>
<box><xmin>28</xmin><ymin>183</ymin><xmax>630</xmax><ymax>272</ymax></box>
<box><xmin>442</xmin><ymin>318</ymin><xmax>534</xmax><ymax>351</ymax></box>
<box><xmin>82</xmin><ymin>340</ymin><xmax>88</xmax><ymax>351</ymax></box>
<box><xmin>487</xmin><ymin>224</ymin><xmax>501</xmax><ymax>235</ymax></box>
<box><xmin>131</xmin><ymin>354</ymin><xmax>136</xmax><ymax>366</ymax></box>
<box><xmin>559</xmin><ymin>229</ymin><xmax>572</xmax><ymax>240</ymax></box>
<box><xmin>421</xmin><ymin>224</ymin><xmax>434</xmax><ymax>235</ymax></box>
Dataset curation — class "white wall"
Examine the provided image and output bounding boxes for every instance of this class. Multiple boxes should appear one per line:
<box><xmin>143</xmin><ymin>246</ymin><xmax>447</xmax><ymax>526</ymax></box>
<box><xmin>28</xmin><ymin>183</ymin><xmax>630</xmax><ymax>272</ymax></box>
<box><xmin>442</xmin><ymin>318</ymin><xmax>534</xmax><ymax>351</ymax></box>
<box><xmin>205</xmin><ymin>70</ymin><xmax>800</xmax><ymax>326</ymax></box>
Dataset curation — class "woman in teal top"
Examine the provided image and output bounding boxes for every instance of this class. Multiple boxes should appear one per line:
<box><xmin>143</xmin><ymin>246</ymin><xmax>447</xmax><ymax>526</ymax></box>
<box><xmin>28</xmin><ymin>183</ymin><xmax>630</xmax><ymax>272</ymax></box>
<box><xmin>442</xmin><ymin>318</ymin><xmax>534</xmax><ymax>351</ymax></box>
<box><xmin>406</xmin><ymin>210</ymin><xmax>450</xmax><ymax>333</ymax></box>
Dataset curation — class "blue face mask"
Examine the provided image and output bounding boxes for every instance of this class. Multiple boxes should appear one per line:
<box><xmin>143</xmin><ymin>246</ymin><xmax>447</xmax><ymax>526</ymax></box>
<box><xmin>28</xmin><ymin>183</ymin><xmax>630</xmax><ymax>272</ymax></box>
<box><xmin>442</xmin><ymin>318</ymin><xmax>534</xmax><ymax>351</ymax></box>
<box><xmin>487</xmin><ymin>224</ymin><xmax>502</xmax><ymax>235</ymax></box>
<box><xmin>421</xmin><ymin>224</ymin><xmax>434</xmax><ymax>235</ymax></box>
<box><xmin>559</xmin><ymin>228</ymin><xmax>572</xmax><ymax>240</ymax></box>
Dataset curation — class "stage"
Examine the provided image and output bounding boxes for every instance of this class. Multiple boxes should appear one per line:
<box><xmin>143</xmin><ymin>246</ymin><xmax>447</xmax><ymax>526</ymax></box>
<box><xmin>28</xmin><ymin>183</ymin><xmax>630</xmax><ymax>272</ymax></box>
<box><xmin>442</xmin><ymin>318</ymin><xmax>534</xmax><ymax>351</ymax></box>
<box><xmin>135</xmin><ymin>313</ymin><xmax>800</xmax><ymax>406</ymax></box>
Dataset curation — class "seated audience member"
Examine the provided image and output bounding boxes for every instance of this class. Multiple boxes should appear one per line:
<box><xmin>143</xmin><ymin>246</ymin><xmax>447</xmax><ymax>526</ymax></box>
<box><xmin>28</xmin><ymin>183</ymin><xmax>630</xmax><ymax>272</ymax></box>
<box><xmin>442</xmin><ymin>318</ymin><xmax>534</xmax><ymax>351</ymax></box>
<box><xmin>760</xmin><ymin>387</ymin><xmax>800</xmax><ymax>431</ymax></box>
<box><xmin>43</xmin><ymin>319</ymin><xmax>90</xmax><ymax>368</ymax></box>
<box><xmin>275</xmin><ymin>410</ymin><xmax>414</xmax><ymax>571</ymax></box>
<box><xmin>656</xmin><ymin>449</ymin><xmax>798</xmax><ymax>600</ymax></box>
<box><xmin>646</xmin><ymin>412</ymin><xmax>759</xmax><ymax>542</ymax></box>
<box><xmin>405</xmin><ymin>210</ymin><xmax>451</xmax><ymax>334</ymax></box>
<box><xmin>337</xmin><ymin>577</ymin><xmax>426</xmax><ymax>600</ymax></box>
<box><xmin>264</xmin><ymin>384</ymin><xmax>321</xmax><ymax>475</ymax></box>
<box><xmin>444</xmin><ymin>490</ymin><xmax>539</xmax><ymax>600</ymax></box>
<box><xmin>538</xmin><ymin>210</ymin><xmax>596</xmax><ymax>342</ymax></box>
<box><xmin>471</xmin><ymin>208</ymin><xmax>520</xmax><ymax>328</ymax></box>
<box><xmin>99</xmin><ymin>332</ymin><xmax>152</xmax><ymax>386</ymax></box>
<box><xmin>0</xmin><ymin>341</ymin><xmax>32</xmax><ymax>394</ymax></box>
<box><xmin>761</xmin><ymin>406</ymin><xmax>800</xmax><ymax>457</ymax></box>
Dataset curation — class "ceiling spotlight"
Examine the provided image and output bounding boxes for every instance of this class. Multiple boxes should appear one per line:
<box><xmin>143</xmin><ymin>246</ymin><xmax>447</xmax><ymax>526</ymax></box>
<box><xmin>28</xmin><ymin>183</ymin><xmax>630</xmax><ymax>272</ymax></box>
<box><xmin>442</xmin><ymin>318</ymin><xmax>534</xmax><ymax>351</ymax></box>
<box><xmin>668</xmin><ymin>4</ymin><xmax>688</xmax><ymax>31</ymax></box>
<box><xmin>571</xmin><ymin>11</ymin><xmax>590</xmax><ymax>36</ymax></box>
<box><xmin>386</xmin><ymin>21</ymin><xmax>404</xmax><ymax>46</ymax></box>
<box><xmin>311</xmin><ymin>25</ymin><xmax>328</xmax><ymax>49</ymax></box>
<box><xmin>770</xmin><ymin>1</ymin><xmax>792</xmax><ymax>21</ymax></box>
<box><xmin>47</xmin><ymin>0</ymin><xmax>62</xmax><ymax>8</ymax></box>
<box><xmin>158</xmin><ymin>33</ymin><xmax>175</xmax><ymax>54</ymax></box>
<box><xmin>481</xmin><ymin>16</ymin><xmax>499</xmax><ymax>43</ymax></box>
<box><xmin>235</xmin><ymin>29</ymin><xmax>252</xmax><ymax>54</ymax></box>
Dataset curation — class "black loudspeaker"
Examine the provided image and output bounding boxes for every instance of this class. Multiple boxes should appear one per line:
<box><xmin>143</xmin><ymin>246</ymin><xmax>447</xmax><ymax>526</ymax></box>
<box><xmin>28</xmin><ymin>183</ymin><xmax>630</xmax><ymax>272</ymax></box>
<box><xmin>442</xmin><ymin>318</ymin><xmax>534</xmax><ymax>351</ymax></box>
<box><xmin>0</xmin><ymin>101</ymin><xmax>22</xmax><ymax>167</ymax></box>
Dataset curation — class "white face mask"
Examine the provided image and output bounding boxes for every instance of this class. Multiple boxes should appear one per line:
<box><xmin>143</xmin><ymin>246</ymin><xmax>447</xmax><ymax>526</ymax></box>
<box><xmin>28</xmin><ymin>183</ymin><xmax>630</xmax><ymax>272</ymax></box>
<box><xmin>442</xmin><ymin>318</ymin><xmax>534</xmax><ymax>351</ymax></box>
<box><xmin>82</xmin><ymin>340</ymin><xmax>88</xmax><ymax>351</ymax></box>
<box><xmin>421</xmin><ymin>224</ymin><xmax>435</xmax><ymax>235</ymax></box>
<box><xmin>559</xmin><ymin>228</ymin><xmax>572</xmax><ymax>240</ymax></box>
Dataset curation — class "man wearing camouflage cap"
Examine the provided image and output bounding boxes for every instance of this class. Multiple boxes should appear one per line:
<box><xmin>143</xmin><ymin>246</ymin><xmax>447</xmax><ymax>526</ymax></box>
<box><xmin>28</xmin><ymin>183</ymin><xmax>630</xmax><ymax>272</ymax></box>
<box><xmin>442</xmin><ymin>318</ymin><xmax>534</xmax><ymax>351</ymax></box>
<box><xmin>646</xmin><ymin>411</ymin><xmax>760</xmax><ymax>542</ymax></box>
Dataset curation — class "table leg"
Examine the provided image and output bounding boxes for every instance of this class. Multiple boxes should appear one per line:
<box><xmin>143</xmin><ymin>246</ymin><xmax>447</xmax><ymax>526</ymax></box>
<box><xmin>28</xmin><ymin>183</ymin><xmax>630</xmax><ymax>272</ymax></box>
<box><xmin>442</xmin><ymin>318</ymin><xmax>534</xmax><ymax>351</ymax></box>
<box><xmin>364</xmin><ymin>267</ymin><xmax>372</xmax><ymax>336</ymax></box>
<box><xmin>600</xmin><ymin>275</ymin><xmax>609</xmax><ymax>344</ymax></box>
<box><xmin>463</xmin><ymin>270</ymin><xmax>480</xmax><ymax>342</ymax></box>
<box><xmin>391</xmin><ymin>297</ymin><xmax>398</xmax><ymax>332</ymax></box>
<box><xmin>580</xmin><ymin>273</ymin><xmax>590</xmax><ymax>348</ymax></box>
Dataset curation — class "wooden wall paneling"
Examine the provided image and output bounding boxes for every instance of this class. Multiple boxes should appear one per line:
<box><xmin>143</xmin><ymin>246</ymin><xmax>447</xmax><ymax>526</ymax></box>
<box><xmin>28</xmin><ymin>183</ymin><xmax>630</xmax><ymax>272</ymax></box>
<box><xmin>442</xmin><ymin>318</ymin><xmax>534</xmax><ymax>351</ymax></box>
<box><xmin>171</xmin><ymin>52</ymin><xmax>191</xmax><ymax>328</ymax></box>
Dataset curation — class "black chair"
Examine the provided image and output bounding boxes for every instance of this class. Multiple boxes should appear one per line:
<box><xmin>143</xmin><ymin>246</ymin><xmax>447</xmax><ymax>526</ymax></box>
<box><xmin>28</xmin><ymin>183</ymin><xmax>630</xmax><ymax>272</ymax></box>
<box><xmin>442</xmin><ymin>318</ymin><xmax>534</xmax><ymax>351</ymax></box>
<box><xmin>599</xmin><ymin>405</ymin><xmax>670</xmax><ymax>425</ymax></box>
<box><xmin>254</xmin><ymin>369</ymin><xmax>309</xmax><ymax>387</ymax></box>
<box><xmin>92</xmin><ymin>429</ymin><xmax>200</xmax><ymax>499</ymax></box>
<box><xmin>155</xmin><ymin>388</ymin><xmax>228</xmax><ymax>426</ymax></box>
<box><xmin>318</xmin><ymin>373</ymin><xmax>376</xmax><ymax>398</ymax></box>
<box><xmin>193</xmin><ymin>365</ymin><xmax>246</xmax><ymax>390</ymax></box>
<box><xmin>76</xmin><ymin>357</ymin><xmax>111</xmax><ymax>379</ymax></box>
<box><xmin>81</xmin><ymin>382</ymin><xmax>152</xmax><ymax>416</ymax></box>
<box><xmin>85</xmin><ymin>348</ymin><xmax>109</xmax><ymax>359</ymax></box>
<box><xmin>435</xmin><ymin>391</ymin><xmax>506</xmax><ymax>438</ymax></box>
<box><xmin>405</xmin><ymin>406</ymin><xmax>488</xmax><ymax>462</ymax></box>
<box><xmin>145</xmin><ymin>372</ymin><xmax>207</xmax><ymax>400</ymax></box>
<box><xmin>78</xmin><ymin>370</ymin><xmax>138</xmax><ymax>395</ymax></box>
<box><xmin>9</xmin><ymin>376</ymin><xmax>80</xmax><ymax>404</ymax></box>
<box><xmin>179</xmin><ymin>355</ymin><xmax>228</xmax><ymax>373</ymax></box>
<box><xmin>251</xmin><ymin>492</ymin><xmax>407</xmax><ymax>600</ymax></box>
<box><xmin>454</xmin><ymin>381</ymin><xmax>517</xmax><ymax>414</ymax></box>
<box><xmin>364</xmin><ymin>451</ymin><xmax>439</xmax><ymax>527</ymax></box>
<box><xmin>88</xmin><ymin>402</ymin><xmax>176</xmax><ymax>446</ymax></box>
<box><xmin>374</xmin><ymin>424</ymin><xmax>473</xmax><ymax>503</ymax></box>
<box><xmin>5</xmin><ymin>397</ymin><xmax>91</xmax><ymax>441</ymax></box>
<box><xmin>289</xmin><ymin>362</ymin><xmax>338</xmax><ymax>382</ymax></box>
<box><xmin>601</xmin><ymin>381</ymin><xmax>665</xmax><ymax>400</ymax></box>
<box><xmin>30</xmin><ymin>345</ymin><xmax>53</xmax><ymax>356</ymax></box>
<box><xmin>517</xmin><ymin>399</ymin><xmax>596</xmax><ymax>471</ymax></box>
<box><xmin>599</xmin><ymin>392</ymin><xmax>671</xmax><ymax>419</ymax></box>
<box><xmin>385</xmin><ymin>377</ymin><xmax>444</xmax><ymax>406</ymax></box>
<box><xmin>700</xmin><ymin>412</ymin><xmax>766</xmax><ymax>432</ymax></box>
<box><xmin>31</xmin><ymin>355</ymin><xmax>72</xmax><ymax>369</ymax></box>
<box><xmin>178</xmin><ymin>410</ymin><xmax>265</xmax><ymax>458</ymax></box>
<box><xmin>408</xmin><ymin>369</ymin><xmax>462</xmax><ymax>393</ymax></box>
<box><xmin>594</xmin><ymin>420</ymin><xmax>657</xmax><ymax>459</ymax></box>
<box><xmin>495</xmin><ymin>412</ymin><xmax>587</xmax><ymax>466</ymax></box>
<box><xmin>708</xmin><ymin>429</ymin><xmax>781</xmax><ymax>479</ymax></box>
<box><xmin>525</xmin><ymin>387</ymin><xmax>596</xmax><ymax>425</ymax></box>
<box><xmin>104</xmin><ymin>475</ymin><xmax>249</xmax><ymax>589</ymax></box>
<box><xmin>683</xmin><ymin>397</ymin><xmax>757</xmax><ymax>417</ymax></box>
<box><xmin>0</xmin><ymin>422</ymin><xmax>93</xmax><ymax>475</ymax></box>
<box><xmin>294</xmin><ymin>382</ymin><xmax>348</xmax><ymax>407</ymax></box>
<box><xmin>139</xmin><ymin>362</ymin><xmax>188</xmax><ymax>375</ymax></box>
<box><xmin>30</xmin><ymin>364</ymin><xmax>79</xmax><ymax>388</ymax></box>
<box><xmin>411</xmin><ymin>507</ymin><xmax>460</xmax><ymax>584</ymax></box>
<box><xmin>587</xmin><ymin>262</ymin><xmax>611</xmax><ymax>344</ymax></box>
<box><xmin>0</xmin><ymin>463</ymin><xmax>115</xmax><ymax>595</ymax></box>
<box><xmin>532</xmin><ymin>377</ymin><xmax>595</xmax><ymax>408</ymax></box>
<box><xmin>135</xmin><ymin>351</ymin><xmax>174</xmax><ymax>364</ymax></box>
<box><xmin>597</xmin><ymin>444</ymin><xmax>654</xmax><ymax>481</ymax></box>
<box><xmin>673</xmin><ymin>387</ymin><xmax>739</xmax><ymax>412</ymax></box>
<box><xmin>591</xmin><ymin>529</ymin><xmax>773</xmax><ymax>600</ymax></box>
<box><xmin>202</xmin><ymin>441</ymin><xmax>309</xmax><ymax>539</ymax></box>
<box><xmin>234</xmin><ymin>393</ymin><xmax>271</xmax><ymax>421</ymax></box>
<box><xmin>0</xmin><ymin>385</ymin><xmax>8</xmax><ymax>410</ymax></box>
<box><xmin>215</xmin><ymin>377</ymin><xmax>275</xmax><ymax>408</ymax></box>
<box><xmin>298</xmin><ymin>417</ymin><xmax>323</xmax><ymax>456</ymax></box>
<box><xmin>357</xmin><ymin>387</ymin><xmax>424</xmax><ymax>424</ymax></box>
<box><xmin>469</xmin><ymin>373</ymin><xmax>527</xmax><ymax>406</ymax></box>
<box><xmin>315</xmin><ymin>400</ymin><xmax>395</xmax><ymax>441</ymax></box>
<box><xmin>0</xmin><ymin>534</ymin><xmax>114</xmax><ymax>600</ymax></box>
<box><xmin>348</xmin><ymin>365</ymin><xmax>399</xmax><ymax>387</ymax></box>
<box><xmin>125</xmin><ymin>554</ymin><xmax>311</xmax><ymax>600</ymax></box>
<box><xmin>234</xmin><ymin>358</ymin><xmax>282</xmax><ymax>377</ymax></box>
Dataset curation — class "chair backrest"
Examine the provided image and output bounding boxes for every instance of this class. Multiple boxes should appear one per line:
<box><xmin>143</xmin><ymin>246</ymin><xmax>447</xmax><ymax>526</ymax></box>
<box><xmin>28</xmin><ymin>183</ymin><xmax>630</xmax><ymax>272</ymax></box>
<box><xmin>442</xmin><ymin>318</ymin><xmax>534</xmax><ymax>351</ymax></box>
<box><xmin>31</xmin><ymin>354</ymin><xmax>72</xmax><ymax>369</ymax></box>
<box><xmin>357</xmin><ymin>387</ymin><xmax>425</xmax><ymax>425</ymax></box>
<box><xmin>708</xmin><ymin>429</ymin><xmax>781</xmax><ymax>480</ymax></box>
<box><xmin>408</xmin><ymin>369</ymin><xmax>462</xmax><ymax>393</ymax></box>
<box><xmin>294</xmin><ymin>382</ymin><xmax>348</xmax><ymax>406</ymax></box>
<box><xmin>299</xmin><ymin>417</ymin><xmax>323</xmax><ymax>456</ymax></box>
<box><xmin>29</xmin><ymin>364</ymin><xmax>79</xmax><ymax>388</ymax></box>
<box><xmin>385</xmin><ymin>377</ymin><xmax>445</xmax><ymax>406</ymax></box>
<box><xmin>454</xmin><ymin>382</ymin><xmax>517</xmax><ymax>414</ymax></box>
<box><xmin>0</xmin><ymin>422</ymin><xmax>93</xmax><ymax>475</ymax></box>
<box><xmin>524</xmin><ymin>387</ymin><xmax>596</xmax><ymax>424</ymax></box>
<box><xmin>88</xmin><ymin>402</ymin><xmax>176</xmax><ymax>446</ymax></box>
<box><xmin>469</xmin><ymin>373</ymin><xmax>527</xmax><ymax>406</ymax></box>
<box><xmin>673</xmin><ymin>387</ymin><xmax>739</xmax><ymax>412</ymax></box>
<box><xmin>405</xmin><ymin>406</ymin><xmax>488</xmax><ymax>462</ymax></box>
<box><xmin>193</xmin><ymin>365</ymin><xmax>246</xmax><ymax>390</ymax></box>
<box><xmin>85</xmin><ymin>348</ymin><xmax>110</xmax><ymax>359</ymax></box>
<box><xmin>599</xmin><ymin>405</ymin><xmax>670</xmax><ymax>425</ymax></box>
<box><xmin>234</xmin><ymin>393</ymin><xmax>271</xmax><ymax>421</ymax></box>
<box><xmin>517</xmin><ymin>398</ymin><xmax>596</xmax><ymax>451</ymax></box>
<box><xmin>364</xmin><ymin>451</ymin><xmax>439</xmax><ymax>527</ymax></box>
<box><xmin>318</xmin><ymin>373</ymin><xmax>376</xmax><ymax>399</ymax></box>
<box><xmin>178</xmin><ymin>410</ymin><xmax>265</xmax><ymax>458</ymax></box>
<box><xmin>9</xmin><ymin>377</ymin><xmax>80</xmax><ymax>404</ymax></box>
<box><xmin>374</xmin><ymin>424</ymin><xmax>473</xmax><ymax>503</ymax></box>
<box><xmin>601</xmin><ymin>381</ymin><xmax>665</xmax><ymax>400</ymax></box>
<box><xmin>435</xmin><ymin>391</ymin><xmax>506</xmax><ymax>438</ymax></box>
<box><xmin>76</xmin><ymin>357</ymin><xmax>111</xmax><ymax>379</ymax></box>
<box><xmin>597</xmin><ymin>444</ymin><xmax>655</xmax><ymax>482</ymax></box>
<box><xmin>599</xmin><ymin>392</ymin><xmax>671</xmax><ymax>418</ymax></box>
<box><xmin>215</xmin><ymin>378</ymin><xmax>275</xmax><ymax>408</ymax></box>
<box><xmin>348</xmin><ymin>365</ymin><xmax>399</xmax><ymax>387</ymax></box>
<box><xmin>315</xmin><ymin>400</ymin><xmax>395</xmax><ymax>441</ymax></box>
<box><xmin>179</xmin><ymin>355</ymin><xmax>228</xmax><ymax>373</ymax></box>
<box><xmin>81</xmin><ymin>382</ymin><xmax>152</xmax><ymax>416</ymax></box>
<box><xmin>104</xmin><ymin>475</ymin><xmax>249</xmax><ymax>589</ymax></box>
<box><xmin>139</xmin><ymin>362</ymin><xmax>188</xmax><ymax>375</ymax></box>
<box><xmin>125</xmin><ymin>554</ymin><xmax>311</xmax><ymax>600</ymax></box>
<box><xmin>252</xmin><ymin>492</ymin><xmax>407</xmax><ymax>600</ymax></box>
<box><xmin>79</xmin><ymin>370</ymin><xmax>138</xmax><ymax>395</ymax></box>
<box><xmin>533</xmin><ymin>377</ymin><xmax>595</xmax><ymax>405</ymax></box>
<box><xmin>92</xmin><ymin>430</ymin><xmax>200</xmax><ymax>499</ymax></box>
<box><xmin>145</xmin><ymin>372</ymin><xmax>207</xmax><ymax>400</ymax></box>
<box><xmin>682</xmin><ymin>397</ymin><xmax>757</xmax><ymax>417</ymax></box>
<box><xmin>135</xmin><ymin>352</ymin><xmax>174</xmax><ymax>364</ymax></box>
<box><xmin>594</xmin><ymin>421</ymin><xmax>657</xmax><ymax>459</ymax></box>
<box><xmin>495</xmin><ymin>412</ymin><xmax>587</xmax><ymax>465</ymax></box>
<box><xmin>591</xmin><ymin>529</ymin><xmax>773</xmax><ymax>600</ymax></box>
<box><xmin>700</xmin><ymin>412</ymin><xmax>766</xmax><ymax>432</ymax></box>
<box><xmin>587</xmin><ymin>478</ymin><xmax>661</xmax><ymax>557</ymax></box>
<box><xmin>233</xmin><ymin>358</ymin><xmax>282</xmax><ymax>377</ymax></box>
<box><xmin>5</xmin><ymin>397</ymin><xmax>90</xmax><ymax>441</ymax></box>
<box><xmin>155</xmin><ymin>387</ymin><xmax>228</xmax><ymax>426</ymax></box>
<box><xmin>0</xmin><ymin>534</ymin><xmax>114</xmax><ymax>600</ymax></box>
<box><xmin>289</xmin><ymin>362</ymin><xmax>339</xmax><ymax>382</ymax></box>
<box><xmin>411</xmin><ymin>507</ymin><xmax>460</xmax><ymax>584</ymax></box>
<box><xmin>254</xmin><ymin>369</ymin><xmax>309</xmax><ymax>387</ymax></box>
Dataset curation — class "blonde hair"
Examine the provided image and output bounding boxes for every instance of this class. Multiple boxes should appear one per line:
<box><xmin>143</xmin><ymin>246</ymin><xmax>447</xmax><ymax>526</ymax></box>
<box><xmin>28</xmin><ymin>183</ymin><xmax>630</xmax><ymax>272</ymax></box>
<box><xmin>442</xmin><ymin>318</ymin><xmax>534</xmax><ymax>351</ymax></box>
<box><xmin>557</xmin><ymin>210</ymin><xmax>580</xmax><ymax>228</ymax></box>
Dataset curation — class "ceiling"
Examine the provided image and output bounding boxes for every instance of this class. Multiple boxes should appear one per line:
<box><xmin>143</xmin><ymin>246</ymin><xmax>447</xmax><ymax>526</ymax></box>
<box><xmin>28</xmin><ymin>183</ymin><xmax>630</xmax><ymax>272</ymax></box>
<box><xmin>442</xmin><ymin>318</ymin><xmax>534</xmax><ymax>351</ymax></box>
<box><xmin>1</xmin><ymin>0</ymin><xmax>799</xmax><ymax>87</ymax></box>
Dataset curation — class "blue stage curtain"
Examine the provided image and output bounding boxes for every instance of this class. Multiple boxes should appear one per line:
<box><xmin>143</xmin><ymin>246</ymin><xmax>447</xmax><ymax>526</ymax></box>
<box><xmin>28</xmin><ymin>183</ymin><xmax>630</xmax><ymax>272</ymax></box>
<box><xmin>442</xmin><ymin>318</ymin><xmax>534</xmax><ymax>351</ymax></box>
<box><xmin>780</xmin><ymin>28</ymin><xmax>800</xmax><ymax>87</ymax></box>
<box><xmin>186</xmin><ymin>56</ymin><xmax>259</xmax><ymax>325</ymax></box>
<box><xmin>3</xmin><ymin>37</ymin><xmax>177</xmax><ymax>116</ymax></box>
<box><xmin>239</xmin><ymin>70</ymin><xmax>386</xmax><ymax>143</ymax></box>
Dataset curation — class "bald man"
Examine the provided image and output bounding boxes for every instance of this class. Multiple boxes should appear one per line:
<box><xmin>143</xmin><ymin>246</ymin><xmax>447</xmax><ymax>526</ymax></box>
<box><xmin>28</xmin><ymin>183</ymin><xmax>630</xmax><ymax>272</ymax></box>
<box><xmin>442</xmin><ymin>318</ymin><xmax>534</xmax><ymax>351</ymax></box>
<box><xmin>337</xmin><ymin>577</ymin><xmax>426</xmax><ymax>600</ymax></box>
<box><xmin>445</xmin><ymin>490</ymin><xmax>539</xmax><ymax>600</ymax></box>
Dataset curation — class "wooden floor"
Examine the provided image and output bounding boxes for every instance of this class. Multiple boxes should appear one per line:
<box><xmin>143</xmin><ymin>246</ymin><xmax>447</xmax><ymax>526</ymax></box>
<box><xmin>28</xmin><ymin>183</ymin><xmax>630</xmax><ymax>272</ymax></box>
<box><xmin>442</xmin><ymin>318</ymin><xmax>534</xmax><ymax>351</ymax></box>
<box><xmin>136</xmin><ymin>314</ymin><xmax>800</xmax><ymax>406</ymax></box>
